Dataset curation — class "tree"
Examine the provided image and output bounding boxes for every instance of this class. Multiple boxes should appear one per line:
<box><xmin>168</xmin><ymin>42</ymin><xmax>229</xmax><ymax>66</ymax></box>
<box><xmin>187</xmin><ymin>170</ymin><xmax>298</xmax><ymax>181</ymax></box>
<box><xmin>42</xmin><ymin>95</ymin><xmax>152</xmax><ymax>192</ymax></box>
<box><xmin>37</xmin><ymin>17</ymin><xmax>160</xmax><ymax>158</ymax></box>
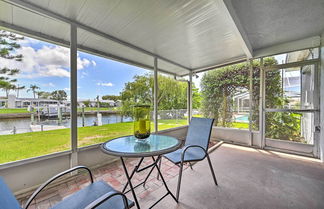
<box><xmin>83</xmin><ymin>100</ymin><xmax>91</xmax><ymax>107</ymax></box>
<box><xmin>102</xmin><ymin>95</ymin><xmax>121</xmax><ymax>102</ymax></box>
<box><xmin>50</xmin><ymin>90</ymin><xmax>67</xmax><ymax>101</ymax></box>
<box><xmin>0</xmin><ymin>81</ymin><xmax>15</xmax><ymax>98</ymax></box>
<box><xmin>192</xmin><ymin>86</ymin><xmax>201</xmax><ymax>109</ymax></box>
<box><xmin>37</xmin><ymin>91</ymin><xmax>51</xmax><ymax>99</ymax></box>
<box><xmin>120</xmin><ymin>74</ymin><xmax>199</xmax><ymax>117</ymax></box>
<box><xmin>0</xmin><ymin>30</ymin><xmax>24</xmax><ymax>98</ymax></box>
<box><xmin>27</xmin><ymin>84</ymin><xmax>40</xmax><ymax>98</ymax></box>
<box><xmin>15</xmin><ymin>85</ymin><xmax>25</xmax><ymax>98</ymax></box>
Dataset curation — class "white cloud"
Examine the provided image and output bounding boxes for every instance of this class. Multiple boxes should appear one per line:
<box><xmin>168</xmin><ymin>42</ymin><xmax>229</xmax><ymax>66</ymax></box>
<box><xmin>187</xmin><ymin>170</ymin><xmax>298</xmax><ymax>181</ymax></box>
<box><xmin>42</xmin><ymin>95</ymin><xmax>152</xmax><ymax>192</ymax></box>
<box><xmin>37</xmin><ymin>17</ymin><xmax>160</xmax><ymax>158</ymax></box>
<box><xmin>43</xmin><ymin>82</ymin><xmax>55</xmax><ymax>87</ymax></box>
<box><xmin>77</xmin><ymin>57</ymin><xmax>91</xmax><ymax>70</ymax></box>
<box><xmin>97</xmin><ymin>82</ymin><xmax>113</xmax><ymax>87</ymax></box>
<box><xmin>91</xmin><ymin>60</ymin><xmax>96</xmax><ymax>66</ymax></box>
<box><xmin>0</xmin><ymin>45</ymin><xmax>96</xmax><ymax>79</ymax></box>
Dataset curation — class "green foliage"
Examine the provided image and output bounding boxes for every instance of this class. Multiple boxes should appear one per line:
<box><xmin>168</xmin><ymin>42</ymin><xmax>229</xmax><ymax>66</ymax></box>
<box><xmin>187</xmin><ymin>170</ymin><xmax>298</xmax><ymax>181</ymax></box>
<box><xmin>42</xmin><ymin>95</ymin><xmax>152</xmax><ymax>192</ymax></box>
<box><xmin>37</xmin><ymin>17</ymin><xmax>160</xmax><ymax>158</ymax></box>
<box><xmin>120</xmin><ymin>74</ymin><xmax>199</xmax><ymax>117</ymax></box>
<box><xmin>50</xmin><ymin>90</ymin><xmax>67</xmax><ymax>101</ymax></box>
<box><xmin>37</xmin><ymin>91</ymin><xmax>51</xmax><ymax>99</ymax></box>
<box><xmin>99</xmin><ymin>102</ymin><xmax>112</xmax><ymax>108</ymax></box>
<box><xmin>0</xmin><ymin>31</ymin><xmax>24</xmax><ymax>98</ymax></box>
<box><xmin>265</xmin><ymin>112</ymin><xmax>304</xmax><ymax>142</ymax></box>
<box><xmin>27</xmin><ymin>84</ymin><xmax>40</xmax><ymax>98</ymax></box>
<box><xmin>192</xmin><ymin>86</ymin><xmax>201</xmax><ymax>109</ymax></box>
<box><xmin>102</xmin><ymin>95</ymin><xmax>121</xmax><ymax>101</ymax></box>
<box><xmin>200</xmin><ymin>58</ymin><xmax>302</xmax><ymax>141</ymax></box>
<box><xmin>83</xmin><ymin>100</ymin><xmax>91</xmax><ymax>107</ymax></box>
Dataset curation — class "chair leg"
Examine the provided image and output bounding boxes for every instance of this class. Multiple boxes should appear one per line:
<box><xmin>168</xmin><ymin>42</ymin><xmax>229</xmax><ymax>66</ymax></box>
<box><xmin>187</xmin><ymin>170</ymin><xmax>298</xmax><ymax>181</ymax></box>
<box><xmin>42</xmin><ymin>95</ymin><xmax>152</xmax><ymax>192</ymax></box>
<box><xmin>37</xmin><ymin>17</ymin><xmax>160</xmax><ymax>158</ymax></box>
<box><xmin>206</xmin><ymin>153</ymin><xmax>218</xmax><ymax>186</ymax></box>
<box><xmin>157</xmin><ymin>157</ymin><xmax>162</xmax><ymax>180</ymax></box>
<box><xmin>176</xmin><ymin>161</ymin><xmax>184</xmax><ymax>201</ymax></box>
<box><xmin>188</xmin><ymin>162</ymin><xmax>193</xmax><ymax>170</ymax></box>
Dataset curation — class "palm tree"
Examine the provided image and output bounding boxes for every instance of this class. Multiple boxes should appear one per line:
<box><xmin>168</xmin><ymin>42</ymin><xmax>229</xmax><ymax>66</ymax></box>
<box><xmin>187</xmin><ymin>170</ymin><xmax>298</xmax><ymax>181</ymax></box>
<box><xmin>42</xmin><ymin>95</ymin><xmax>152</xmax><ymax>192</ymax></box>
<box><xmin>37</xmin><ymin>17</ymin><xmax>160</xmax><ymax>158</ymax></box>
<box><xmin>27</xmin><ymin>84</ymin><xmax>40</xmax><ymax>98</ymax></box>
<box><xmin>1</xmin><ymin>83</ymin><xmax>16</xmax><ymax>98</ymax></box>
<box><xmin>15</xmin><ymin>84</ymin><xmax>25</xmax><ymax>98</ymax></box>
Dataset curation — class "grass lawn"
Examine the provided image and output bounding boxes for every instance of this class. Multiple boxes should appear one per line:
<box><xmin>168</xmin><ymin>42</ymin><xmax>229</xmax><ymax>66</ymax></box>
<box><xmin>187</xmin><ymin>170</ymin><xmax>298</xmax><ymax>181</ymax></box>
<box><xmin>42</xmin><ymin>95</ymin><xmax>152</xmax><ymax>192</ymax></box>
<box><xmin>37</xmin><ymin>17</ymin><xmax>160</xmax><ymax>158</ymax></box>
<box><xmin>0</xmin><ymin>108</ymin><xmax>30</xmax><ymax>114</ymax></box>
<box><xmin>231</xmin><ymin>122</ymin><xmax>249</xmax><ymax>129</ymax></box>
<box><xmin>0</xmin><ymin>118</ymin><xmax>248</xmax><ymax>164</ymax></box>
<box><xmin>0</xmin><ymin>120</ymin><xmax>187</xmax><ymax>164</ymax></box>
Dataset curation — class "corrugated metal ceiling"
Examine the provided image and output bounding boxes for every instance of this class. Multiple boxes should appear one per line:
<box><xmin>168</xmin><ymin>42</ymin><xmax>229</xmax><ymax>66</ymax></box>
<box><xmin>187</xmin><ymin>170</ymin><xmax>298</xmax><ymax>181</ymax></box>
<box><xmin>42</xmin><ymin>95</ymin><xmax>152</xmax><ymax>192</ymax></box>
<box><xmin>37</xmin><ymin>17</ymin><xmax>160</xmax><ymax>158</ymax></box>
<box><xmin>0</xmin><ymin>0</ymin><xmax>323</xmax><ymax>75</ymax></box>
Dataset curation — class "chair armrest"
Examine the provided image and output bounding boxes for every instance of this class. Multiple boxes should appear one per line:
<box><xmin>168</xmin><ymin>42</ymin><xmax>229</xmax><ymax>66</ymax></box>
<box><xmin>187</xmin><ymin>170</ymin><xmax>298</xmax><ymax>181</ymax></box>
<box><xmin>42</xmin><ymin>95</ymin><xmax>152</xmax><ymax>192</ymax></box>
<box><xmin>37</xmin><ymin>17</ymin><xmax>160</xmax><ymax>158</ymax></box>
<box><xmin>180</xmin><ymin>145</ymin><xmax>207</xmax><ymax>162</ymax></box>
<box><xmin>84</xmin><ymin>191</ymin><xmax>129</xmax><ymax>209</ymax></box>
<box><xmin>24</xmin><ymin>166</ymin><xmax>93</xmax><ymax>209</ymax></box>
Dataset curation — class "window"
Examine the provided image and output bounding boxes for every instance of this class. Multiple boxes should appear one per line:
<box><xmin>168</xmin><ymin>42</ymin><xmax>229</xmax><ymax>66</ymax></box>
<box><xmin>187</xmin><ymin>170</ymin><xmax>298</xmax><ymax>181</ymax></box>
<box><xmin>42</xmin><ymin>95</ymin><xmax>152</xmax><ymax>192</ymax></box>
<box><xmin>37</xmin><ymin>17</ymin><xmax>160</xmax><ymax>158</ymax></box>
<box><xmin>0</xmin><ymin>29</ymin><xmax>71</xmax><ymax>164</ymax></box>
<box><xmin>267</xmin><ymin>48</ymin><xmax>319</xmax><ymax>65</ymax></box>
<box><xmin>200</xmin><ymin>62</ymin><xmax>250</xmax><ymax>130</ymax></box>
<box><xmin>76</xmin><ymin>29</ymin><xmax>153</xmax><ymax>147</ymax></box>
<box><xmin>157</xmin><ymin>73</ymin><xmax>188</xmax><ymax>131</ymax></box>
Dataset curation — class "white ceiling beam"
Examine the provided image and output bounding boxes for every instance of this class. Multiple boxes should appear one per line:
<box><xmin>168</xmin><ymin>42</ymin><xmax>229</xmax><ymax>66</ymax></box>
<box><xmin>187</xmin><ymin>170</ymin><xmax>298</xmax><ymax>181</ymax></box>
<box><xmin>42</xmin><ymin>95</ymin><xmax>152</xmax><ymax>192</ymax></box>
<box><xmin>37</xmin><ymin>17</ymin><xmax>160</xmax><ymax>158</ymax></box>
<box><xmin>0</xmin><ymin>20</ymin><xmax>178</xmax><ymax>76</ymax></box>
<box><xmin>254</xmin><ymin>36</ymin><xmax>321</xmax><ymax>58</ymax></box>
<box><xmin>2</xmin><ymin>0</ymin><xmax>191</xmax><ymax>71</ymax></box>
<box><xmin>186</xmin><ymin>55</ymin><xmax>246</xmax><ymax>76</ymax></box>
<box><xmin>222</xmin><ymin>0</ymin><xmax>253</xmax><ymax>58</ymax></box>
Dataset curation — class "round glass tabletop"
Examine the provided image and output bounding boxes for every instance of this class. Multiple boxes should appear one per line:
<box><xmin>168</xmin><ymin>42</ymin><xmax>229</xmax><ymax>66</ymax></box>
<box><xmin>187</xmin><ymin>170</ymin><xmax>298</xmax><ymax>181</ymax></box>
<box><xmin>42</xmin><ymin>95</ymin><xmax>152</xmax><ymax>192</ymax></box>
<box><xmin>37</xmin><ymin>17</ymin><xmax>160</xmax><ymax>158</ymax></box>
<box><xmin>101</xmin><ymin>134</ymin><xmax>181</xmax><ymax>157</ymax></box>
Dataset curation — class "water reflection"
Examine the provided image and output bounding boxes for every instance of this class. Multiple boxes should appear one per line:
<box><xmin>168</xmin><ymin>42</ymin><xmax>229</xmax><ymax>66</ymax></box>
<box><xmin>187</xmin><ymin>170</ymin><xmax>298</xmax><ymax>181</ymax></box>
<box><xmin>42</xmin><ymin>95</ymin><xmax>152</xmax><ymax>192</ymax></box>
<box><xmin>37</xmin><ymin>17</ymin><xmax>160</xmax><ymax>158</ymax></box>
<box><xmin>0</xmin><ymin>114</ymin><xmax>132</xmax><ymax>135</ymax></box>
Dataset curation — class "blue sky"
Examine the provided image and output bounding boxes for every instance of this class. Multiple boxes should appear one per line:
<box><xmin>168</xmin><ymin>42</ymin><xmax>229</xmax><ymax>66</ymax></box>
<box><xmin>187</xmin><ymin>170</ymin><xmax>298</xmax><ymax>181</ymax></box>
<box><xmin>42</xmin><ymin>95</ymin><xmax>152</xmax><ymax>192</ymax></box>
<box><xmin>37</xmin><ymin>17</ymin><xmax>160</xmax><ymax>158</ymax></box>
<box><xmin>77</xmin><ymin>52</ymin><xmax>147</xmax><ymax>99</ymax></box>
<box><xmin>0</xmin><ymin>35</ymin><xmax>148</xmax><ymax>99</ymax></box>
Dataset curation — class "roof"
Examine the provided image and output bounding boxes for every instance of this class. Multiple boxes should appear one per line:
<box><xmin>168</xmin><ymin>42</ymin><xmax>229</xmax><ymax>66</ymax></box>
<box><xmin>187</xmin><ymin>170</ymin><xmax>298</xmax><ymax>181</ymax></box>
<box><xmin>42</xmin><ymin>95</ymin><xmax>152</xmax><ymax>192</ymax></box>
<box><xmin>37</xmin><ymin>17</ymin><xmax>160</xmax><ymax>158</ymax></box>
<box><xmin>0</xmin><ymin>0</ymin><xmax>323</xmax><ymax>76</ymax></box>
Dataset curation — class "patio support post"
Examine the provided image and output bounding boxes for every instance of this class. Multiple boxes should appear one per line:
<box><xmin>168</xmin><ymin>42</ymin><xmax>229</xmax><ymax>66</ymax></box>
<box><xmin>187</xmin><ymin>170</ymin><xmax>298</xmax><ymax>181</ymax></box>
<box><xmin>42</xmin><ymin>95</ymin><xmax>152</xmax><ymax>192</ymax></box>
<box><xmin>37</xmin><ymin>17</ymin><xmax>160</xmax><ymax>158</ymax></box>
<box><xmin>188</xmin><ymin>71</ymin><xmax>193</xmax><ymax>123</ymax></box>
<box><xmin>70</xmin><ymin>24</ymin><xmax>78</xmax><ymax>167</ymax></box>
<box><xmin>248</xmin><ymin>59</ymin><xmax>253</xmax><ymax>146</ymax></box>
<box><xmin>259</xmin><ymin>58</ymin><xmax>265</xmax><ymax>148</ymax></box>
<box><xmin>154</xmin><ymin>57</ymin><xmax>158</xmax><ymax>133</ymax></box>
<box><xmin>320</xmin><ymin>32</ymin><xmax>324</xmax><ymax>162</ymax></box>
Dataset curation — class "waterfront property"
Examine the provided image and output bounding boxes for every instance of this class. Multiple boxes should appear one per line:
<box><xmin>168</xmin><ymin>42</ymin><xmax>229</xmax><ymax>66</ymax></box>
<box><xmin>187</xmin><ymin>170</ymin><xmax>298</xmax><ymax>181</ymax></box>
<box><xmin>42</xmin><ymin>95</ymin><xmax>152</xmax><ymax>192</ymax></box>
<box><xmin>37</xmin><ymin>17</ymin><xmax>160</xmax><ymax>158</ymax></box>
<box><xmin>0</xmin><ymin>0</ymin><xmax>324</xmax><ymax>209</ymax></box>
<box><xmin>0</xmin><ymin>95</ymin><xmax>59</xmax><ymax>109</ymax></box>
<box><xmin>0</xmin><ymin>95</ymin><xmax>121</xmax><ymax>109</ymax></box>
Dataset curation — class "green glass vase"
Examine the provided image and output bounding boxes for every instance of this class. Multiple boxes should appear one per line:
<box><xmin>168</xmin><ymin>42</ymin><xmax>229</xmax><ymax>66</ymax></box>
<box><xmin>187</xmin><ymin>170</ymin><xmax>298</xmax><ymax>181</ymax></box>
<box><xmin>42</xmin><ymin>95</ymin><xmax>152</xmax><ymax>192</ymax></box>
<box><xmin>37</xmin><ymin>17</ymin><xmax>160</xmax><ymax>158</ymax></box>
<box><xmin>133</xmin><ymin>105</ymin><xmax>151</xmax><ymax>139</ymax></box>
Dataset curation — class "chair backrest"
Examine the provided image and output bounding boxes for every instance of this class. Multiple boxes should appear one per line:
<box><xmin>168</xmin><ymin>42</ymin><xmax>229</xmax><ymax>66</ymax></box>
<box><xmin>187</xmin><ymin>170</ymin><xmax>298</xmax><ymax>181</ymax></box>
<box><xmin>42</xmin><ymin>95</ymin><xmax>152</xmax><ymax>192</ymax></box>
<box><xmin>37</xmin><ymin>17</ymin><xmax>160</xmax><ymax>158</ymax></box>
<box><xmin>185</xmin><ymin>117</ymin><xmax>214</xmax><ymax>150</ymax></box>
<box><xmin>0</xmin><ymin>177</ymin><xmax>22</xmax><ymax>209</ymax></box>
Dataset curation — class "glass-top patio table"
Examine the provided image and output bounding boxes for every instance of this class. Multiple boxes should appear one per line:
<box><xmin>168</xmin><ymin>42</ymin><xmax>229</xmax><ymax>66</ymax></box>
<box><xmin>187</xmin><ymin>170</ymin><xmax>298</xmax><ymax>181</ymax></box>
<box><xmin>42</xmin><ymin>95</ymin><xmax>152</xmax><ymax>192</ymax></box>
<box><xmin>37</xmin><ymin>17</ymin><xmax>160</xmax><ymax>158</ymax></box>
<box><xmin>101</xmin><ymin>134</ymin><xmax>182</xmax><ymax>209</ymax></box>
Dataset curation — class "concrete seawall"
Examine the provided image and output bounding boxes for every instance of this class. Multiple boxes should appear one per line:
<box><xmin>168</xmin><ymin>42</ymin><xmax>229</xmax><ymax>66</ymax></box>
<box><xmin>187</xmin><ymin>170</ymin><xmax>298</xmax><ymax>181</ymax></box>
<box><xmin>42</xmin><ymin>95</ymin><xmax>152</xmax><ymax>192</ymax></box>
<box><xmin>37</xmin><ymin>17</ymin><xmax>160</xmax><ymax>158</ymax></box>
<box><xmin>0</xmin><ymin>113</ymin><xmax>31</xmax><ymax>119</ymax></box>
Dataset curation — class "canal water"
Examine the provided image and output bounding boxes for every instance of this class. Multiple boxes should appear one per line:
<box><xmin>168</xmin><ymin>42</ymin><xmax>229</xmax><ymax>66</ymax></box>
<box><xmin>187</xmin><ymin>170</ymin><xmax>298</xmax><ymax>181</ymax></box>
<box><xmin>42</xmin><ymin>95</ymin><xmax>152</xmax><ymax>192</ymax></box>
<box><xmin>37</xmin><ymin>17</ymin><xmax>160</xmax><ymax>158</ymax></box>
<box><xmin>0</xmin><ymin>114</ymin><xmax>132</xmax><ymax>135</ymax></box>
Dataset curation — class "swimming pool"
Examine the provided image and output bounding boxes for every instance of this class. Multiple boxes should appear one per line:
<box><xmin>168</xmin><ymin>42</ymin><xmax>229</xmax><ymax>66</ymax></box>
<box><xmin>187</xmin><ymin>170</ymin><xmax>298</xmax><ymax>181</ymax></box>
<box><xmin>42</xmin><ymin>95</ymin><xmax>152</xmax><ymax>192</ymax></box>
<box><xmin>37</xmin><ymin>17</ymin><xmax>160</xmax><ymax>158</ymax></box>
<box><xmin>235</xmin><ymin>115</ymin><xmax>249</xmax><ymax>122</ymax></box>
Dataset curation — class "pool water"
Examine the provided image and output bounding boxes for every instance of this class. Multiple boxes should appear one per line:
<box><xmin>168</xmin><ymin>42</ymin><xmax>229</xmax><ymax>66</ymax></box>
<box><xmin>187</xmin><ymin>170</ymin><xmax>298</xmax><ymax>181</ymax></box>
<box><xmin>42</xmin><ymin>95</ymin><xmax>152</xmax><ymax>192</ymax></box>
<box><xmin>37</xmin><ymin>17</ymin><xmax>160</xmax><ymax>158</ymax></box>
<box><xmin>235</xmin><ymin>115</ymin><xmax>249</xmax><ymax>122</ymax></box>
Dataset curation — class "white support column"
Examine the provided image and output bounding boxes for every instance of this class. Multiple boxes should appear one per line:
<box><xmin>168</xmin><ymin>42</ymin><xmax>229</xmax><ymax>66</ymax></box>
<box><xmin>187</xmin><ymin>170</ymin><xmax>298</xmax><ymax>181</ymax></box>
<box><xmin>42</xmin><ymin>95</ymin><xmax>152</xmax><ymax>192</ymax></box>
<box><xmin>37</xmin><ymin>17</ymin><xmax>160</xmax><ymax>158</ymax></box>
<box><xmin>153</xmin><ymin>57</ymin><xmax>158</xmax><ymax>133</ymax></box>
<box><xmin>259</xmin><ymin>58</ymin><xmax>266</xmax><ymax>149</ymax></box>
<box><xmin>320</xmin><ymin>32</ymin><xmax>324</xmax><ymax>162</ymax></box>
<box><xmin>248</xmin><ymin>59</ymin><xmax>253</xmax><ymax>146</ymax></box>
<box><xmin>70</xmin><ymin>24</ymin><xmax>78</xmax><ymax>167</ymax></box>
<box><xmin>188</xmin><ymin>71</ymin><xmax>193</xmax><ymax>123</ymax></box>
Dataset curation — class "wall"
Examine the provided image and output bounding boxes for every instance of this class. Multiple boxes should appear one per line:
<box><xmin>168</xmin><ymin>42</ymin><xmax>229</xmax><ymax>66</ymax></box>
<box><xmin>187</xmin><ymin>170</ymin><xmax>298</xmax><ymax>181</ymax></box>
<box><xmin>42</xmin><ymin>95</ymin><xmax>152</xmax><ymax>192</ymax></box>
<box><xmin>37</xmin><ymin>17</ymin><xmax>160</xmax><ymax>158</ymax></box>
<box><xmin>211</xmin><ymin>127</ymin><xmax>251</xmax><ymax>145</ymax></box>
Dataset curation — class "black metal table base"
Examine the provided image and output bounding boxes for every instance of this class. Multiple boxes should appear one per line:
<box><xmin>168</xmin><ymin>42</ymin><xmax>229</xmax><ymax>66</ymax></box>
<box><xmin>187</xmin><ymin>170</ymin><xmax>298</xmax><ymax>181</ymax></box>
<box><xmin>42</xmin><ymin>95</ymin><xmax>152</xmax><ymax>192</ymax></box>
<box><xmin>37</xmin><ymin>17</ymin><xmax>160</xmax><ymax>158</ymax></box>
<box><xmin>120</xmin><ymin>155</ymin><xmax>178</xmax><ymax>209</ymax></box>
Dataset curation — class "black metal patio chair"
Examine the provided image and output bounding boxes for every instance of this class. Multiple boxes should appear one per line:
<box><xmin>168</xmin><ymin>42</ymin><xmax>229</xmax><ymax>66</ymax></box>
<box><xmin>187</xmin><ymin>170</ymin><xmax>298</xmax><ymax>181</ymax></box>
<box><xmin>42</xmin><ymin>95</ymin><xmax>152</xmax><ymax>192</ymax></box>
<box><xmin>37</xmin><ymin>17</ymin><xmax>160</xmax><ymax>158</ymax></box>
<box><xmin>163</xmin><ymin>117</ymin><xmax>218</xmax><ymax>200</ymax></box>
<box><xmin>0</xmin><ymin>166</ymin><xmax>134</xmax><ymax>209</ymax></box>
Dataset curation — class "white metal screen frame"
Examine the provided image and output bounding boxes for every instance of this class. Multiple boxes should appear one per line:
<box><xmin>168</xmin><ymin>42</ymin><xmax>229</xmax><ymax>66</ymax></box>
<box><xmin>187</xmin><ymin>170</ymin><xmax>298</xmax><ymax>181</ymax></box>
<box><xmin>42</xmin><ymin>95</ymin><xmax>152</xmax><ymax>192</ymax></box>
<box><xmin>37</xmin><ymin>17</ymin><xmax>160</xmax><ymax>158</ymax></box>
<box><xmin>260</xmin><ymin>57</ymin><xmax>320</xmax><ymax>157</ymax></box>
